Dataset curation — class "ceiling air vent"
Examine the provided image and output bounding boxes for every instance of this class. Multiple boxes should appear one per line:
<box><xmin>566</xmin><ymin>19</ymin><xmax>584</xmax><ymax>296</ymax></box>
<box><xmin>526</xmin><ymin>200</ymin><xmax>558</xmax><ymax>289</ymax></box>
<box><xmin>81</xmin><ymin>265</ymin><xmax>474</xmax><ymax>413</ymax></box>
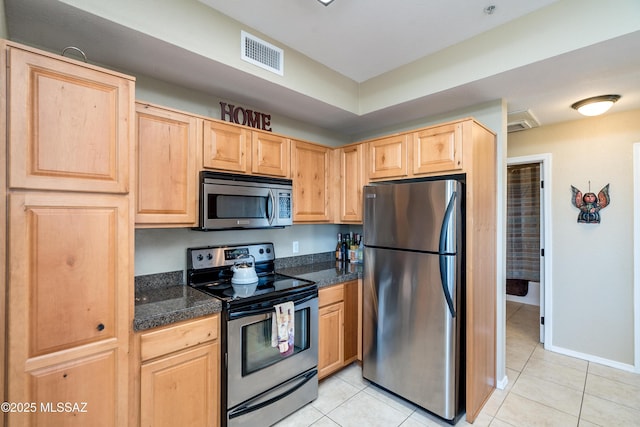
<box><xmin>507</xmin><ymin>109</ymin><xmax>540</xmax><ymax>133</ymax></box>
<box><xmin>241</xmin><ymin>31</ymin><xmax>284</xmax><ymax>76</ymax></box>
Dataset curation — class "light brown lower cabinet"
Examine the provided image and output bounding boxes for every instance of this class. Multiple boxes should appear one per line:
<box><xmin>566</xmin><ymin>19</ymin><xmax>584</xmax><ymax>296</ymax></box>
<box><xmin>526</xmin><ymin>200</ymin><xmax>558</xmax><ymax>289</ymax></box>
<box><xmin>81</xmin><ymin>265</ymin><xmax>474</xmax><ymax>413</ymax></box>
<box><xmin>318</xmin><ymin>298</ymin><xmax>344</xmax><ymax>378</ymax></box>
<box><xmin>134</xmin><ymin>315</ymin><xmax>220</xmax><ymax>427</ymax></box>
<box><xmin>318</xmin><ymin>280</ymin><xmax>359</xmax><ymax>379</ymax></box>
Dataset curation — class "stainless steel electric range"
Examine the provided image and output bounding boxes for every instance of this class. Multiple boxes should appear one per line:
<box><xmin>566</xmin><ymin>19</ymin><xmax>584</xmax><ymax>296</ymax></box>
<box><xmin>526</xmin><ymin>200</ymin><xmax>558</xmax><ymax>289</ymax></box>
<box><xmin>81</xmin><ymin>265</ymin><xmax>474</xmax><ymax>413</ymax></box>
<box><xmin>187</xmin><ymin>242</ymin><xmax>318</xmax><ymax>427</ymax></box>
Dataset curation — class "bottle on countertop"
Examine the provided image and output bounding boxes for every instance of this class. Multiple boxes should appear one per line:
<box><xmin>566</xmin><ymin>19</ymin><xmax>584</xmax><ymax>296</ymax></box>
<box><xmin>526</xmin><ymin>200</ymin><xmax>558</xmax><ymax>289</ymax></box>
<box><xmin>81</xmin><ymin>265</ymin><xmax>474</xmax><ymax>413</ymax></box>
<box><xmin>335</xmin><ymin>233</ymin><xmax>342</xmax><ymax>261</ymax></box>
<box><xmin>357</xmin><ymin>236</ymin><xmax>364</xmax><ymax>263</ymax></box>
<box><xmin>341</xmin><ymin>234</ymin><xmax>349</xmax><ymax>263</ymax></box>
<box><xmin>350</xmin><ymin>234</ymin><xmax>358</xmax><ymax>263</ymax></box>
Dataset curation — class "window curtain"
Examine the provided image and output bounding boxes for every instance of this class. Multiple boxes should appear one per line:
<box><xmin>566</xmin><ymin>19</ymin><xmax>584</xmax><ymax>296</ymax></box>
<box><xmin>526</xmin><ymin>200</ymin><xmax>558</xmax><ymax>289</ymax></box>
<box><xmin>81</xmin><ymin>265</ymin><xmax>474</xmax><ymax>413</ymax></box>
<box><xmin>506</xmin><ymin>164</ymin><xmax>540</xmax><ymax>282</ymax></box>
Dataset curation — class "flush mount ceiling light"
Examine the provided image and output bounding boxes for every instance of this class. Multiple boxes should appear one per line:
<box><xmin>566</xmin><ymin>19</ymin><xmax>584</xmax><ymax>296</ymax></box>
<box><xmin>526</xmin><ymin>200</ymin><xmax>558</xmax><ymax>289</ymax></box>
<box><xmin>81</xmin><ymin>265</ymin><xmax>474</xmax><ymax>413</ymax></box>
<box><xmin>571</xmin><ymin>95</ymin><xmax>621</xmax><ymax>116</ymax></box>
<box><xmin>317</xmin><ymin>0</ymin><xmax>335</xmax><ymax>5</ymax></box>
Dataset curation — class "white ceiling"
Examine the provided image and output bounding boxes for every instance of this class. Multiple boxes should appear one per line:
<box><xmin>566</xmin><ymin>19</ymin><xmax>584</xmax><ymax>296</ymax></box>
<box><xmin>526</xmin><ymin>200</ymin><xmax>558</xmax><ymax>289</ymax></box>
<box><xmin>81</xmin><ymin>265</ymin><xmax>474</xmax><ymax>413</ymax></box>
<box><xmin>198</xmin><ymin>0</ymin><xmax>560</xmax><ymax>83</ymax></box>
<box><xmin>4</xmin><ymin>0</ymin><xmax>640</xmax><ymax>137</ymax></box>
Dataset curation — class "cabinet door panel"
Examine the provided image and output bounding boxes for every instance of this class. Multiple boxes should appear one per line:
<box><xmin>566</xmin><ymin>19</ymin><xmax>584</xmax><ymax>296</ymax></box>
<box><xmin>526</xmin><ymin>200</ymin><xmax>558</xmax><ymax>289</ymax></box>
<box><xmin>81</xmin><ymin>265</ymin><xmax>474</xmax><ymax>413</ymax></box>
<box><xmin>412</xmin><ymin>123</ymin><xmax>462</xmax><ymax>174</ymax></box>
<box><xmin>252</xmin><ymin>131</ymin><xmax>290</xmax><ymax>177</ymax></box>
<box><xmin>343</xmin><ymin>280</ymin><xmax>359</xmax><ymax>364</ymax></box>
<box><xmin>318</xmin><ymin>302</ymin><xmax>344</xmax><ymax>379</ymax></box>
<box><xmin>24</xmin><ymin>351</ymin><xmax>118</xmax><ymax>427</ymax></box>
<box><xmin>367</xmin><ymin>135</ymin><xmax>408</xmax><ymax>180</ymax></box>
<box><xmin>8</xmin><ymin>46</ymin><xmax>132</xmax><ymax>193</ymax></box>
<box><xmin>136</xmin><ymin>104</ymin><xmax>198</xmax><ymax>225</ymax></box>
<box><xmin>8</xmin><ymin>192</ymin><xmax>129</xmax><ymax>358</ymax></box>
<box><xmin>292</xmin><ymin>141</ymin><xmax>330</xmax><ymax>222</ymax></box>
<box><xmin>141</xmin><ymin>343</ymin><xmax>219</xmax><ymax>427</ymax></box>
<box><xmin>203</xmin><ymin>120</ymin><xmax>249</xmax><ymax>173</ymax></box>
<box><xmin>339</xmin><ymin>144</ymin><xmax>364</xmax><ymax>222</ymax></box>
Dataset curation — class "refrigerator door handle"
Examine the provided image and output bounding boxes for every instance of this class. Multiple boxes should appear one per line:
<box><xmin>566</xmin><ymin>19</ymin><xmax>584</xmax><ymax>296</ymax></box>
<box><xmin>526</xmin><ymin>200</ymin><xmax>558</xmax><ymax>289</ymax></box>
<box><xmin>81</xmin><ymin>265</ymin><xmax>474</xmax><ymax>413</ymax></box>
<box><xmin>439</xmin><ymin>191</ymin><xmax>457</xmax><ymax>318</ymax></box>
<box><xmin>439</xmin><ymin>255</ymin><xmax>456</xmax><ymax>318</ymax></box>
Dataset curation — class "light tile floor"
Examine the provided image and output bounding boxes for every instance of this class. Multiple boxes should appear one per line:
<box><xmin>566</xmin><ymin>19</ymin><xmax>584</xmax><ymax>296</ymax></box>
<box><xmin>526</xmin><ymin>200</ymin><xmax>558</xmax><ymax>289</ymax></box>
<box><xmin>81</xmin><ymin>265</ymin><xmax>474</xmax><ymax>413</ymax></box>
<box><xmin>274</xmin><ymin>301</ymin><xmax>640</xmax><ymax>426</ymax></box>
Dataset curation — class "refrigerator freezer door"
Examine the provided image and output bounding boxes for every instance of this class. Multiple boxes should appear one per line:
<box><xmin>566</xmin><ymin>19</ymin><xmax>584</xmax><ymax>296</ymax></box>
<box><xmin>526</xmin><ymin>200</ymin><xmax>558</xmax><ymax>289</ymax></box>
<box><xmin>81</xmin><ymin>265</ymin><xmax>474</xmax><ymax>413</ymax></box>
<box><xmin>362</xmin><ymin>246</ymin><xmax>460</xmax><ymax>420</ymax></box>
<box><xmin>363</xmin><ymin>179</ymin><xmax>460</xmax><ymax>253</ymax></box>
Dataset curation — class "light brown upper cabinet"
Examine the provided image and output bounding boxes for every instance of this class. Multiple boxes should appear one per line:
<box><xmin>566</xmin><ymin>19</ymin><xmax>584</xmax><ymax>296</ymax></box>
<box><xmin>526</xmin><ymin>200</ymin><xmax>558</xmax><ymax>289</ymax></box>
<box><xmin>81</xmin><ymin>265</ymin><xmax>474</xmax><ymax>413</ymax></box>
<box><xmin>202</xmin><ymin>121</ymin><xmax>290</xmax><ymax>178</ymax></box>
<box><xmin>251</xmin><ymin>130</ymin><xmax>290</xmax><ymax>178</ymax></box>
<box><xmin>136</xmin><ymin>103</ymin><xmax>200</xmax><ymax>227</ymax></box>
<box><xmin>337</xmin><ymin>143</ymin><xmax>365</xmax><ymax>223</ymax></box>
<box><xmin>366</xmin><ymin>121</ymin><xmax>465</xmax><ymax>181</ymax></box>
<box><xmin>7</xmin><ymin>43</ymin><xmax>133</xmax><ymax>194</ymax></box>
<box><xmin>412</xmin><ymin>122</ymin><xmax>462</xmax><ymax>175</ymax></box>
<box><xmin>291</xmin><ymin>140</ymin><xmax>331</xmax><ymax>222</ymax></box>
<box><xmin>202</xmin><ymin>120</ymin><xmax>250</xmax><ymax>173</ymax></box>
<box><xmin>367</xmin><ymin>134</ymin><xmax>409</xmax><ymax>180</ymax></box>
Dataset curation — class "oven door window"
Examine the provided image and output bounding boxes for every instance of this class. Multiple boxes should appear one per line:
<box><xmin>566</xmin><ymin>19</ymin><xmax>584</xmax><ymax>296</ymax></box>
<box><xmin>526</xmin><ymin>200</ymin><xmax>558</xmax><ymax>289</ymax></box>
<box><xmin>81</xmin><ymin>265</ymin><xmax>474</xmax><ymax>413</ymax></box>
<box><xmin>242</xmin><ymin>307</ymin><xmax>310</xmax><ymax>376</ymax></box>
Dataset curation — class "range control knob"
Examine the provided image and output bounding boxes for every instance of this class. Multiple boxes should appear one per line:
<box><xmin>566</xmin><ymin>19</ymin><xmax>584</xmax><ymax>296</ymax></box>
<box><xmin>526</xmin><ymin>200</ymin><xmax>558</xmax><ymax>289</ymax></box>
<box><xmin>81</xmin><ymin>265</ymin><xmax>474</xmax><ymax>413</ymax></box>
<box><xmin>266</xmin><ymin>248</ymin><xmax>271</xmax><ymax>254</ymax></box>
<box><xmin>259</xmin><ymin>248</ymin><xmax>264</xmax><ymax>254</ymax></box>
<box><xmin>197</xmin><ymin>254</ymin><xmax>204</xmax><ymax>261</ymax></box>
<box><xmin>207</xmin><ymin>253</ymin><xmax>213</xmax><ymax>260</ymax></box>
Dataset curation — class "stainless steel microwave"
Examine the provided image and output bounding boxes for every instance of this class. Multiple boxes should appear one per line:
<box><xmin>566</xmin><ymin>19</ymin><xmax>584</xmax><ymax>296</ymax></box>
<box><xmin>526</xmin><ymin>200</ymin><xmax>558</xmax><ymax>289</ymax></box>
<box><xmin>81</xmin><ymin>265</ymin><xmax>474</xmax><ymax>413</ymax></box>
<box><xmin>198</xmin><ymin>172</ymin><xmax>293</xmax><ymax>230</ymax></box>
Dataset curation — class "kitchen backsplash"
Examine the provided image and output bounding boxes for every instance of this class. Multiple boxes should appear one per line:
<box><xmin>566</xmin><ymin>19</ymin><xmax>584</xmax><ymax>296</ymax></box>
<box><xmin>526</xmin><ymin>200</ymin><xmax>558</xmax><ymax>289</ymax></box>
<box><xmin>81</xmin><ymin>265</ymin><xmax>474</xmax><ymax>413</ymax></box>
<box><xmin>135</xmin><ymin>270</ymin><xmax>183</xmax><ymax>291</ymax></box>
<box><xmin>274</xmin><ymin>251</ymin><xmax>334</xmax><ymax>269</ymax></box>
<box><xmin>134</xmin><ymin>224</ymin><xmax>352</xmax><ymax>276</ymax></box>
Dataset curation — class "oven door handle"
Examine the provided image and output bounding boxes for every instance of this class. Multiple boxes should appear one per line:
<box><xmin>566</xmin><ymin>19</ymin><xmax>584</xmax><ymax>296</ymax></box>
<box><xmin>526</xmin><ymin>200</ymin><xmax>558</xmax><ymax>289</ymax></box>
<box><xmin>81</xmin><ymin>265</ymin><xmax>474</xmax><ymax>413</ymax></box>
<box><xmin>228</xmin><ymin>369</ymin><xmax>317</xmax><ymax>420</ymax></box>
<box><xmin>228</xmin><ymin>291</ymin><xmax>317</xmax><ymax>319</ymax></box>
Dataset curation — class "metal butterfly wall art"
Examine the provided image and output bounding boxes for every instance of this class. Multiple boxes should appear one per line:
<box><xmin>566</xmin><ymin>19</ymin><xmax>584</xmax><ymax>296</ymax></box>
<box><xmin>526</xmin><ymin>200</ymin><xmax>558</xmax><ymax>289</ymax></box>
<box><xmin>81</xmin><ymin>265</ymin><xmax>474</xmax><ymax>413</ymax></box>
<box><xmin>571</xmin><ymin>183</ymin><xmax>610</xmax><ymax>224</ymax></box>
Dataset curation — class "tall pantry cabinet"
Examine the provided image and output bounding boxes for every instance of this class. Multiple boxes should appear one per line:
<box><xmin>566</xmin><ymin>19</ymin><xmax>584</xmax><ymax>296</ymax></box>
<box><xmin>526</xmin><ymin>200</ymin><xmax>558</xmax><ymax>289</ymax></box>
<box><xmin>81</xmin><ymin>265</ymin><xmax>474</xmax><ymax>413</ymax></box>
<box><xmin>1</xmin><ymin>40</ymin><xmax>134</xmax><ymax>427</ymax></box>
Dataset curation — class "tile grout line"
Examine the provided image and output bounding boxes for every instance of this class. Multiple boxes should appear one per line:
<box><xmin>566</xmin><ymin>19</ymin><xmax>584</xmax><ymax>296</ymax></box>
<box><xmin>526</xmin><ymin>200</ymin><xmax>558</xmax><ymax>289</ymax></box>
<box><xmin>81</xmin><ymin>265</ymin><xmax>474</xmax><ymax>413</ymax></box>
<box><xmin>576</xmin><ymin>361</ymin><xmax>589</xmax><ymax>426</ymax></box>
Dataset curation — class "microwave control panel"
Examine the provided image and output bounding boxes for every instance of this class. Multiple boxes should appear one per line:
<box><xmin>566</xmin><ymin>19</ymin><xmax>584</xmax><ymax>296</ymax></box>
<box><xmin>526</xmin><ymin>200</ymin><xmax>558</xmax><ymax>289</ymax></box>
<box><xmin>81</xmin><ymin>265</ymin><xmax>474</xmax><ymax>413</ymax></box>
<box><xmin>278</xmin><ymin>192</ymin><xmax>292</xmax><ymax>219</ymax></box>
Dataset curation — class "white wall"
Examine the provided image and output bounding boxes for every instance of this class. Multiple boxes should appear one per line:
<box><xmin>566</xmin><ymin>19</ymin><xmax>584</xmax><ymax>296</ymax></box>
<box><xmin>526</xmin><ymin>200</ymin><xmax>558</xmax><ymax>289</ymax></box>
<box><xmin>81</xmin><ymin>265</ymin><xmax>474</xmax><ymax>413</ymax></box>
<box><xmin>135</xmin><ymin>74</ymin><xmax>348</xmax><ymax>148</ymax></box>
<box><xmin>508</xmin><ymin>109</ymin><xmax>640</xmax><ymax>366</ymax></box>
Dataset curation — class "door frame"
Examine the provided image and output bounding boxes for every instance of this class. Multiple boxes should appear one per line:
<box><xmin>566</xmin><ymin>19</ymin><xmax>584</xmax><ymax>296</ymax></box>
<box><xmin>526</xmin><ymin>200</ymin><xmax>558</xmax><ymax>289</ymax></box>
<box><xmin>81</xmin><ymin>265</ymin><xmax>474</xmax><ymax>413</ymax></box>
<box><xmin>633</xmin><ymin>143</ymin><xmax>640</xmax><ymax>372</ymax></box>
<box><xmin>505</xmin><ymin>154</ymin><xmax>553</xmax><ymax>350</ymax></box>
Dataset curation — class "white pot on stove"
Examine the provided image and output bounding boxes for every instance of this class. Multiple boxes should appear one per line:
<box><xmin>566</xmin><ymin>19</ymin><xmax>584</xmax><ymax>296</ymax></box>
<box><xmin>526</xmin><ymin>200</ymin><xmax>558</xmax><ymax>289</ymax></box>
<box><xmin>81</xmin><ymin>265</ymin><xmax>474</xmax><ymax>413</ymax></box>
<box><xmin>231</xmin><ymin>254</ymin><xmax>259</xmax><ymax>284</ymax></box>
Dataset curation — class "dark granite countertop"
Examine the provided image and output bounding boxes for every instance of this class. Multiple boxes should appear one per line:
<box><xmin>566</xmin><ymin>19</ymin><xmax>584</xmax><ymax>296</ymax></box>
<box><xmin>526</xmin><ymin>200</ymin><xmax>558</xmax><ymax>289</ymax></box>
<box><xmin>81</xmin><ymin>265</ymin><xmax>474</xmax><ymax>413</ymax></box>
<box><xmin>133</xmin><ymin>271</ymin><xmax>221</xmax><ymax>332</ymax></box>
<box><xmin>133</xmin><ymin>255</ymin><xmax>362</xmax><ymax>332</ymax></box>
<box><xmin>277</xmin><ymin>261</ymin><xmax>363</xmax><ymax>288</ymax></box>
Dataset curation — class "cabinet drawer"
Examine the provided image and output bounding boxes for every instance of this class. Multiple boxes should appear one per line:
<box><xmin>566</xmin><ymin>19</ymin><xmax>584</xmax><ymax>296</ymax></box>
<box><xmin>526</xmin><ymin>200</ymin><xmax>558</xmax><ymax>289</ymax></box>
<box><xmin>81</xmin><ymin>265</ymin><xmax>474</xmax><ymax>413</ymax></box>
<box><xmin>140</xmin><ymin>315</ymin><xmax>219</xmax><ymax>362</ymax></box>
<box><xmin>319</xmin><ymin>284</ymin><xmax>344</xmax><ymax>308</ymax></box>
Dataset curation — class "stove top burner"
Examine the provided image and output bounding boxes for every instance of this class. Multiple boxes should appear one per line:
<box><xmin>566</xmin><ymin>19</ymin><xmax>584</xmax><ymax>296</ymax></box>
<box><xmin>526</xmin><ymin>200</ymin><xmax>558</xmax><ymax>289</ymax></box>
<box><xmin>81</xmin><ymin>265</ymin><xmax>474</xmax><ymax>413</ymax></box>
<box><xmin>186</xmin><ymin>243</ymin><xmax>316</xmax><ymax>307</ymax></box>
<box><xmin>193</xmin><ymin>273</ymin><xmax>314</xmax><ymax>302</ymax></box>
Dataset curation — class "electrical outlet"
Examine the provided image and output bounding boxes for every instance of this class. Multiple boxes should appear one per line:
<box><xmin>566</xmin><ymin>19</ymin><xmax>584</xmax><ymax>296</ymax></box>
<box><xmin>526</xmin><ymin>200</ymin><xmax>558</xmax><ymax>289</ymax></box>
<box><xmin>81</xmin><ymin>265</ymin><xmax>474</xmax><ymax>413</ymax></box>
<box><xmin>292</xmin><ymin>241</ymin><xmax>299</xmax><ymax>253</ymax></box>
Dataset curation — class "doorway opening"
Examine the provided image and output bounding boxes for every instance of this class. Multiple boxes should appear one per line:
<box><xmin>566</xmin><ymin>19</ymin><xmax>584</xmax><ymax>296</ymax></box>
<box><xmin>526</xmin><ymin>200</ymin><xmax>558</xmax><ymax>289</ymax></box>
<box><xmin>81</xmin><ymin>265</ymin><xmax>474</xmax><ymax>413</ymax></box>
<box><xmin>505</xmin><ymin>154</ymin><xmax>552</xmax><ymax>358</ymax></box>
<box><xmin>506</xmin><ymin>162</ymin><xmax>543</xmax><ymax>342</ymax></box>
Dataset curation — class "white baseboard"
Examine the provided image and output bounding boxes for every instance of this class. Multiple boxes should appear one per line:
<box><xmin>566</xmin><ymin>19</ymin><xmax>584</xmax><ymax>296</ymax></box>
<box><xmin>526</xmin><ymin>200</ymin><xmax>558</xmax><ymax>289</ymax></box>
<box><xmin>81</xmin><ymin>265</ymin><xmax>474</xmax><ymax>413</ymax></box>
<box><xmin>496</xmin><ymin>374</ymin><xmax>509</xmax><ymax>390</ymax></box>
<box><xmin>545</xmin><ymin>343</ymin><xmax>638</xmax><ymax>373</ymax></box>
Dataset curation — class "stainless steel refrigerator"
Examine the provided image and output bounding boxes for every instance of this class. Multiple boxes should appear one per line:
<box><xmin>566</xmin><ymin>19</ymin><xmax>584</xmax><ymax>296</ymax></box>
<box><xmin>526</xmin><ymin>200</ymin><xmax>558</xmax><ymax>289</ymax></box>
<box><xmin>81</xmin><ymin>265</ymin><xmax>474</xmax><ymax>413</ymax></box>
<box><xmin>362</xmin><ymin>178</ymin><xmax>464</xmax><ymax>423</ymax></box>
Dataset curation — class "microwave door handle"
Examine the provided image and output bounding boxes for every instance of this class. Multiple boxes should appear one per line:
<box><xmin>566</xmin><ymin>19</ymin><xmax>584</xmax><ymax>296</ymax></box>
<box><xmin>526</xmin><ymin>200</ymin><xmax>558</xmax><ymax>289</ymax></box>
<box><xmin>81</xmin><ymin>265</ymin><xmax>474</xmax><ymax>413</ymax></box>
<box><xmin>267</xmin><ymin>190</ymin><xmax>276</xmax><ymax>225</ymax></box>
